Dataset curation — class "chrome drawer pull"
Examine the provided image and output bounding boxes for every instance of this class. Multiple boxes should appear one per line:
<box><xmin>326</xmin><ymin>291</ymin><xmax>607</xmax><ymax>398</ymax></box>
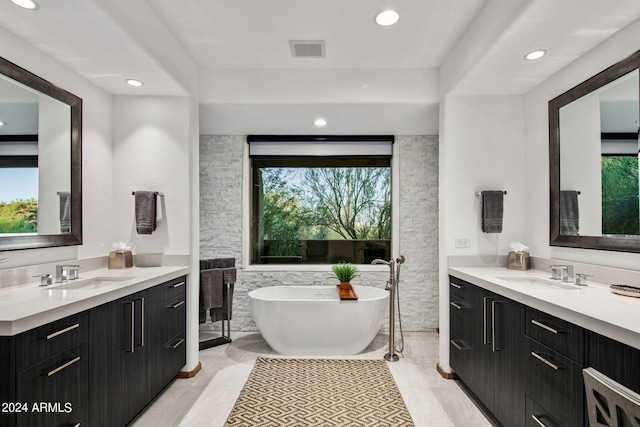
<box><xmin>531</xmin><ymin>319</ymin><xmax>561</xmax><ymax>334</ymax></box>
<box><xmin>531</xmin><ymin>414</ymin><xmax>547</xmax><ymax>427</ymax></box>
<box><xmin>73</xmin><ymin>423</ymin><xmax>81</xmax><ymax>427</ymax></box>
<box><xmin>171</xmin><ymin>300</ymin><xmax>185</xmax><ymax>309</ymax></box>
<box><xmin>172</xmin><ymin>281</ymin><xmax>185</xmax><ymax>289</ymax></box>
<box><xmin>127</xmin><ymin>301</ymin><xmax>135</xmax><ymax>353</ymax></box>
<box><xmin>531</xmin><ymin>351</ymin><xmax>559</xmax><ymax>370</ymax></box>
<box><xmin>449</xmin><ymin>301</ymin><xmax>464</xmax><ymax>310</ymax></box>
<box><xmin>450</xmin><ymin>340</ymin><xmax>467</xmax><ymax>350</ymax></box>
<box><xmin>47</xmin><ymin>356</ymin><xmax>80</xmax><ymax>377</ymax></box>
<box><xmin>491</xmin><ymin>300</ymin><xmax>498</xmax><ymax>352</ymax></box>
<box><xmin>138</xmin><ymin>297</ymin><xmax>145</xmax><ymax>347</ymax></box>
<box><xmin>169</xmin><ymin>338</ymin><xmax>185</xmax><ymax>349</ymax></box>
<box><xmin>450</xmin><ymin>283</ymin><xmax>462</xmax><ymax>289</ymax></box>
<box><xmin>46</xmin><ymin>323</ymin><xmax>80</xmax><ymax>340</ymax></box>
<box><xmin>483</xmin><ymin>297</ymin><xmax>489</xmax><ymax>345</ymax></box>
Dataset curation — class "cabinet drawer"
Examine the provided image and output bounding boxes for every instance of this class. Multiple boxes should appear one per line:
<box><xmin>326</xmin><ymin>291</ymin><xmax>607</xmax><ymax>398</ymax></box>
<box><xmin>526</xmin><ymin>307</ymin><xmax>584</xmax><ymax>363</ymax></box>
<box><xmin>162</xmin><ymin>332</ymin><xmax>186</xmax><ymax>387</ymax></box>
<box><xmin>165</xmin><ymin>295</ymin><xmax>186</xmax><ymax>340</ymax></box>
<box><xmin>526</xmin><ymin>396</ymin><xmax>562</xmax><ymax>427</ymax></box>
<box><xmin>164</xmin><ymin>276</ymin><xmax>187</xmax><ymax>301</ymax></box>
<box><xmin>16</xmin><ymin>311</ymin><xmax>88</xmax><ymax>371</ymax></box>
<box><xmin>525</xmin><ymin>338</ymin><xmax>584</xmax><ymax>427</ymax></box>
<box><xmin>16</xmin><ymin>342</ymin><xmax>88</xmax><ymax>427</ymax></box>
<box><xmin>449</xmin><ymin>276</ymin><xmax>471</xmax><ymax>300</ymax></box>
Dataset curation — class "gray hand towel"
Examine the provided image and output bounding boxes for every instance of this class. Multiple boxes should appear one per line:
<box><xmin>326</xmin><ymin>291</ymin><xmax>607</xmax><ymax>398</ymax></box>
<box><xmin>59</xmin><ymin>191</ymin><xmax>71</xmax><ymax>233</ymax></box>
<box><xmin>200</xmin><ymin>258</ymin><xmax>235</xmax><ymax>269</ymax></box>
<box><xmin>200</xmin><ymin>269</ymin><xmax>224</xmax><ymax>310</ymax></box>
<box><xmin>481</xmin><ymin>191</ymin><xmax>504</xmax><ymax>233</ymax></box>
<box><xmin>135</xmin><ymin>191</ymin><xmax>157</xmax><ymax>235</ymax></box>
<box><xmin>211</xmin><ymin>283</ymin><xmax>234</xmax><ymax>322</ymax></box>
<box><xmin>560</xmin><ymin>190</ymin><xmax>579</xmax><ymax>235</ymax></box>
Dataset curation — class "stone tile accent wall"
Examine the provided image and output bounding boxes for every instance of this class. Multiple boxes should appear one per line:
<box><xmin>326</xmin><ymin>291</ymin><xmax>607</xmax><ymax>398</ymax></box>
<box><xmin>199</xmin><ymin>135</ymin><xmax>439</xmax><ymax>332</ymax></box>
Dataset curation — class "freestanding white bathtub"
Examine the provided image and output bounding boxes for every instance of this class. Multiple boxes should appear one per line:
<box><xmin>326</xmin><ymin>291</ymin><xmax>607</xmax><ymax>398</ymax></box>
<box><xmin>248</xmin><ymin>285</ymin><xmax>388</xmax><ymax>356</ymax></box>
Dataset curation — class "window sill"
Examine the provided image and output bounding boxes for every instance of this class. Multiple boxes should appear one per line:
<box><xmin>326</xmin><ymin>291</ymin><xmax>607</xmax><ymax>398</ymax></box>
<box><xmin>242</xmin><ymin>264</ymin><xmax>389</xmax><ymax>273</ymax></box>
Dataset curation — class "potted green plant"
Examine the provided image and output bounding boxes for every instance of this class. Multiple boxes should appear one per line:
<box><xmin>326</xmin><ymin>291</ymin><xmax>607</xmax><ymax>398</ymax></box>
<box><xmin>331</xmin><ymin>262</ymin><xmax>358</xmax><ymax>290</ymax></box>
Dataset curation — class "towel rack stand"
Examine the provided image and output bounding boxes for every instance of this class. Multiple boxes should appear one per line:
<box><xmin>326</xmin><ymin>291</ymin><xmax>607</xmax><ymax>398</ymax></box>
<box><xmin>475</xmin><ymin>190</ymin><xmax>507</xmax><ymax>197</ymax></box>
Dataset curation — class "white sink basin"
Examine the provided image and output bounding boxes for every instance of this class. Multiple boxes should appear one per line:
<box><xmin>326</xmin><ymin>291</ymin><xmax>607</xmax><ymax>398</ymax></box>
<box><xmin>50</xmin><ymin>276</ymin><xmax>135</xmax><ymax>290</ymax></box>
<box><xmin>496</xmin><ymin>277</ymin><xmax>582</xmax><ymax>290</ymax></box>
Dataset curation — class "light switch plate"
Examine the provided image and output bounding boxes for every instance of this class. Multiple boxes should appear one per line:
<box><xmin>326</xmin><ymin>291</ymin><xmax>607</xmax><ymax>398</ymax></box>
<box><xmin>455</xmin><ymin>237</ymin><xmax>471</xmax><ymax>248</ymax></box>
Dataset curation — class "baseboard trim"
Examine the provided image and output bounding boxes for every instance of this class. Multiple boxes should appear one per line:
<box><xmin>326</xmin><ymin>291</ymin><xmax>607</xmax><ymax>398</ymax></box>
<box><xmin>436</xmin><ymin>363</ymin><xmax>458</xmax><ymax>380</ymax></box>
<box><xmin>177</xmin><ymin>362</ymin><xmax>202</xmax><ymax>378</ymax></box>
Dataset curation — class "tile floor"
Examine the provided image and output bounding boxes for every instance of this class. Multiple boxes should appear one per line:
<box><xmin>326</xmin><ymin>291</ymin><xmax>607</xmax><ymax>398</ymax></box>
<box><xmin>132</xmin><ymin>331</ymin><xmax>493</xmax><ymax>427</ymax></box>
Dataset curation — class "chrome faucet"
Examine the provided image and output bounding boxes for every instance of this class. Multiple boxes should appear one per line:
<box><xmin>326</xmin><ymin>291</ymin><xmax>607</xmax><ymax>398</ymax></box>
<box><xmin>372</xmin><ymin>258</ymin><xmax>394</xmax><ymax>290</ymax></box>
<box><xmin>55</xmin><ymin>265</ymin><xmax>67</xmax><ymax>283</ymax></box>
<box><xmin>34</xmin><ymin>274</ymin><xmax>53</xmax><ymax>287</ymax></box>
<box><xmin>549</xmin><ymin>264</ymin><xmax>574</xmax><ymax>283</ymax></box>
<box><xmin>575</xmin><ymin>273</ymin><xmax>592</xmax><ymax>286</ymax></box>
<box><xmin>55</xmin><ymin>264</ymin><xmax>81</xmax><ymax>283</ymax></box>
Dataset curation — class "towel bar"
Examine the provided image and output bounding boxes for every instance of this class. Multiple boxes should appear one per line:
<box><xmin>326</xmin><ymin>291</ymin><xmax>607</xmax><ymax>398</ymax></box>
<box><xmin>475</xmin><ymin>191</ymin><xmax>507</xmax><ymax>197</ymax></box>
<box><xmin>131</xmin><ymin>191</ymin><xmax>164</xmax><ymax>197</ymax></box>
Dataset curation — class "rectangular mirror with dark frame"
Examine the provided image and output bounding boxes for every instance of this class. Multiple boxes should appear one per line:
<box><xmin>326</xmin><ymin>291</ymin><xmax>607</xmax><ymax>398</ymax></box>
<box><xmin>0</xmin><ymin>56</ymin><xmax>82</xmax><ymax>251</ymax></box>
<box><xmin>549</xmin><ymin>50</ymin><xmax>640</xmax><ymax>252</ymax></box>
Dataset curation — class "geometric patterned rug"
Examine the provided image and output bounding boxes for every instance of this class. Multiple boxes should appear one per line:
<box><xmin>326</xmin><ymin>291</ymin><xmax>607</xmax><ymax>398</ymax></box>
<box><xmin>225</xmin><ymin>357</ymin><xmax>415</xmax><ymax>426</ymax></box>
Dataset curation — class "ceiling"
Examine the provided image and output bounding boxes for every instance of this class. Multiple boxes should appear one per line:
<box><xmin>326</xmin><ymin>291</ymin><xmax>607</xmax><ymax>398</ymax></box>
<box><xmin>0</xmin><ymin>0</ymin><xmax>639</xmax><ymax>134</ymax></box>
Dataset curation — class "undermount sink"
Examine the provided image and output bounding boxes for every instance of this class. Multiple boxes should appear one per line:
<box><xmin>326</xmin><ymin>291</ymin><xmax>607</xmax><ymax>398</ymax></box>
<box><xmin>496</xmin><ymin>277</ymin><xmax>582</xmax><ymax>290</ymax></box>
<box><xmin>50</xmin><ymin>276</ymin><xmax>135</xmax><ymax>290</ymax></box>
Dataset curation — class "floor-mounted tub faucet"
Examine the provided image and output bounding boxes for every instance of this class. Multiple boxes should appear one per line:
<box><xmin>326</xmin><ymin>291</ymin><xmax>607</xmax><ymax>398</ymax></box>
<box><xmin>371</xmin><ymin>258</ymin><xmax>394</xmax><ymax>290</ymax></box>
<box><xmin>372</xmin><ymin>256</ymin><xmax>406</xmax><ymax>362</ymax></box>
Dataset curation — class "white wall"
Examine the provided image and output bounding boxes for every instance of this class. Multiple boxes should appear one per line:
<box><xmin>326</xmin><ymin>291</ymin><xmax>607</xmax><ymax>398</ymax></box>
<box><xmin>111</xmin><ymin>96</ymin><xmax>192</xmax><ymax>256</ymax></box>
<box><xmin>438</xmin><ymin>94</ymin><xmax>526</xmax><ymax>371</ymax></box>
<box><xmin>524</xmin><ymin>18</ymin><xmax>640</xmax><ymax>269</ymax></box>
<box><xmin>0</xmin><ymin>25</ymin><xmax>113</xmax><ymax>267</ymax></box>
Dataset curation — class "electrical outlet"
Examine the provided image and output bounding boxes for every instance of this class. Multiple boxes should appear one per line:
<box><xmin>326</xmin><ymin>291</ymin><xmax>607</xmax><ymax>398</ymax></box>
<box><xmin>455</xmin><ymin>237</ymin><xmax>471</xmax><ymax>248</ymax></box>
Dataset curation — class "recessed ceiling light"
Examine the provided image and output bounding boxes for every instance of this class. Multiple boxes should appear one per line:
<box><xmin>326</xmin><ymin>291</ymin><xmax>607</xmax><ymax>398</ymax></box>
<box><xmin>9</xmin><ymin>0</ymin><xmax>39</xmax><ymax>10</ymax></box>
<box><xmin>525</xmin><ymin>49</ymin><xmax>547</xmax><ymax>61</ymax></box>
<box><xmin>375</xmin><ymin>9</ymin><xmax>399</xmax><ymax>27</ymax></box>
<box><xmin>0</xmin><ymin>121</ymin><xmax>7</xmax><ymax>126</ymax></box>
<box><xmin>126</xmin><ymin>79</ymin><xmax>144</xmax><ymax>87</ymax></box>
<box><xmin>314</xmin><ymin>118</ymin><xmax>328</xmax><ymax>127</ymax></box>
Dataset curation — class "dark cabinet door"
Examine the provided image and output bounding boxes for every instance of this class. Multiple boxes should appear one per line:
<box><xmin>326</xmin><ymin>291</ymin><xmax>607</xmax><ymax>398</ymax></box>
<box><xmin>122</xmin><ymin>286</ymin><xmax>164</xmax><ymax>423</ymax></box>
<box><xmin>475</xmin><ymin>291</ymin><xmax>496</xmax><ymax>413</ymax></box>
<box><xmin>449</xmin><ymin>277</ymin><xmax>525</xmax><ymax>427</ymax></box>
<box><xmin>89</xmin><ymin>295</ymin><xmax>127</xmax><ymax>427</ymax></box>
<box><xmin>492</xmin><ymin>297</ymin><xmax>525</xmax><ymax>427</ymax></box>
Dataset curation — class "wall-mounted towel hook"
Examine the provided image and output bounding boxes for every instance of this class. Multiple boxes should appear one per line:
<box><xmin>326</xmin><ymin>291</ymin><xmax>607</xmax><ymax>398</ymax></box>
<box><xmin>132</xmin><ymin>191</ymin><xmax>164</xmax><ymax>197</ymax></box>
<box><xmin>475</xmin><ymin>190</ymin><xmax>507</xmax><ymax>197</ymax></box>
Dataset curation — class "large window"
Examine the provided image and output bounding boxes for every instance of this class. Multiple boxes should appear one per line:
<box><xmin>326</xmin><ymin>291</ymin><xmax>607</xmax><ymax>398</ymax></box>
<box><xmin>249</xmin><ymin>136</ymin><xmax>393</xmax><ymax>265</ymax></box>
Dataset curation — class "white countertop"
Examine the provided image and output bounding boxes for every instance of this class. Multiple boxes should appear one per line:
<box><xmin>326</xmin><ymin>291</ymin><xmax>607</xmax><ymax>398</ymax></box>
<box><xmin>448</xmin><ymin>266</ymin><xmax>640</xmax><ymax>350</ymax></box>
<box><xmin>0</xmin><ymin>265</ymin><xmax>189</xmax><ymax>336</ymax></box>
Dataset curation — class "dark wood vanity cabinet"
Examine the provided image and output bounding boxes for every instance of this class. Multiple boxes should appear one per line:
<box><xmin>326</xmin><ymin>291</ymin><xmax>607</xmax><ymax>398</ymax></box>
<box><xmin>525</xmin><ymin>308</ymin><xmax>585</xmax><ymax>427</ymax></box>
<box><xmin>0</xmin><ymin>311</ymin><xmax>90</xmax><ymax>427</ymax></box>
<box><xmin>449</xmin><ymin>276</ymin><xmax>526</xmax><ymax>427</ymax></box>
<box><xmin>89</xmin><ymin>275</ymin><xmax>187</xmax><ymax>426</ymax></box>
<box><xmin>0</xmin><ymin>275</ymin><xmax>187</xmax><ymax>427</ymax></box>
<box><xmin>162</xmin><ymin>276</ymin><xmax>187</xmax><ymax>388</ymax></box>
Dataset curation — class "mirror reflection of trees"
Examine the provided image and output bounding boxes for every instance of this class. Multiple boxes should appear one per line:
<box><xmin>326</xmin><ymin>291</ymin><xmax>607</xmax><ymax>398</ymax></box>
<box><xmin>602</xmin><ymin>156</ymin><xmax>639</xmax><ymax>235</ymax></box>
<box><xmin>0</xmin><ymin>198</ymin><xmax>37</xmax><ymax>234</ymax></box>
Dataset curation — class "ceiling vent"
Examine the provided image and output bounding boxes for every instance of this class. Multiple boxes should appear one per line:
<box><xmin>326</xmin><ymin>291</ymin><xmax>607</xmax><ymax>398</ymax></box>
<box><xmin>289</xmin><ymin>40</ymin><xmax>325</xmax><ymax>58</ymax></box>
